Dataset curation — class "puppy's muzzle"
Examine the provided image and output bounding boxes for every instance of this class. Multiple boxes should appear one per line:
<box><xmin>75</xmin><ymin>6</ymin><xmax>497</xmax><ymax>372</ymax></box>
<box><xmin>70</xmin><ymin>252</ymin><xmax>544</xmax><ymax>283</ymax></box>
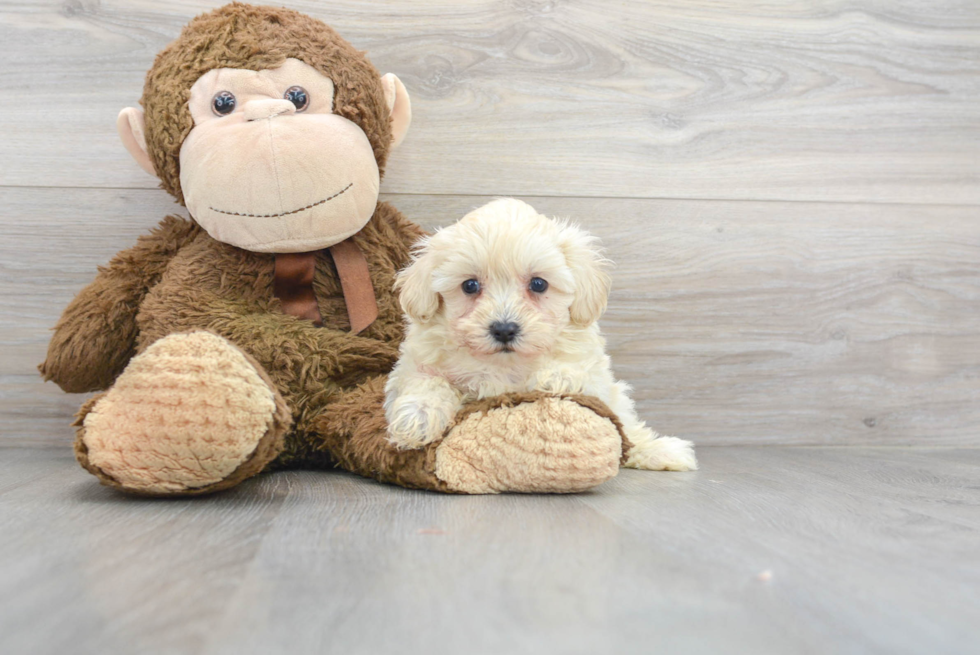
<box><xmin>489</xmin><ymin>321</ymin><xmax>520</xmax><ymax>345</ymax></box>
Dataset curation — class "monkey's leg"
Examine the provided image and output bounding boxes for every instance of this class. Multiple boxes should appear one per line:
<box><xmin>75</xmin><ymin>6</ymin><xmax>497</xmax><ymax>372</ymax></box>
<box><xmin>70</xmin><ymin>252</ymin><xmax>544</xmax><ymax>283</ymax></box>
<box><xmin>312</xmin><ymin>378</ymin><xmax>630</xmax><ymax>494</ymax></box>
<box><xmin>74</xmin><ymin>331</ymin><xmax>290</xmax><ymax>495</ymax></box>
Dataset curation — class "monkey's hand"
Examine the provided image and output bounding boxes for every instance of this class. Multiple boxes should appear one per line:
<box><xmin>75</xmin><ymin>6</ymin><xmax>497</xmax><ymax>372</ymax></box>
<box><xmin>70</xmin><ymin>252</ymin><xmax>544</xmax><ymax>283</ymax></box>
<box><xmin>39</xmin><ymin>216</ymin><xmax>200</xmax><ymax>393</ymax></box>
<box><xmin>205</xmin><ymin>308</ymin><xmax>400</xmax><ymax>389</ymax></box>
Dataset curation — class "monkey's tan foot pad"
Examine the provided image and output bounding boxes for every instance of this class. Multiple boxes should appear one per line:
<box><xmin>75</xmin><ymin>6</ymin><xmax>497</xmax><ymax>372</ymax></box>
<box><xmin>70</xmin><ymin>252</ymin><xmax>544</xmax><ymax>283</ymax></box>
<box><xmin>75</xmin><ymin>331</ymin><xmax>290</xmax><ymax>495</ymax></box>
<box><xmin>434</xmin><ymin>393</ymin><xmax>627</xmax><ymax>494</ymax></box>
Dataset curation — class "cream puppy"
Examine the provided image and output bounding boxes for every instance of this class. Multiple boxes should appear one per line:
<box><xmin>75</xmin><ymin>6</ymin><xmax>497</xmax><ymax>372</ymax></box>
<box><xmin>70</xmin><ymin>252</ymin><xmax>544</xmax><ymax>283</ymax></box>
<box><xmin>384</xmin><ymin>198</ymin><xmax>697</xmax><ymax>472</ymax></box>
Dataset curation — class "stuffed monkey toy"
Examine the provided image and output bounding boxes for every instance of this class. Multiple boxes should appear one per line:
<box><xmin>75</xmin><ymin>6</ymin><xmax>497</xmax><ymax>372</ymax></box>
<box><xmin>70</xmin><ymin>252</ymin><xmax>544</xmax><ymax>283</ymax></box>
<box><xmin>40</xmin><ymin>3</ymin><xmax>628</xmax><ymax>495</ymax></box>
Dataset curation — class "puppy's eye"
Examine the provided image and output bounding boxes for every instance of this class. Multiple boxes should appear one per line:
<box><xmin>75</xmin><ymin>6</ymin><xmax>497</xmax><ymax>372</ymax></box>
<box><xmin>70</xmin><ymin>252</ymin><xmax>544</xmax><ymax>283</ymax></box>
<box><xmin>284</xmin><ymin>86</ymin><xmax>309</xmax><ymax>111</ymax></box>
<box><xmin>529</xmin><ymin>277</ymin><xmax>549</xmax><ymax>293</ymax></box>
<box><xmin>462</xmin><ymin>279</ymin><xmax>481</xmax><ymax>295</ymax></box>
<box><xmin>212</xmin><ymin>91</ymin><xmax>236</xmax><ymax>116</ymax></box>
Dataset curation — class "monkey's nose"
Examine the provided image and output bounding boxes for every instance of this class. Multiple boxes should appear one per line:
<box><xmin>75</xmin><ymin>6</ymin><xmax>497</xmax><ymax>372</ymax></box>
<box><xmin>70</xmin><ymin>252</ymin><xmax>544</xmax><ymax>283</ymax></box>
<box><xmin>489</xmin><ymin>321</ymin><xmax>521</xmax><ymax>344</ymax></box>
<box><xmin>244</xmin><ymin>99</ymin><xmax>297</xmax><ymax>121</ymax></box>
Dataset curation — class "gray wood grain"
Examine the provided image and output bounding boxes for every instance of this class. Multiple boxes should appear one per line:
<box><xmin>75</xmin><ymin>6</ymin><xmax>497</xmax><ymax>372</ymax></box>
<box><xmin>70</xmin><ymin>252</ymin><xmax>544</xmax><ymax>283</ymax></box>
<box><xmin>0</xmin><ymin>446</ymin><xmax>977</xmax><ymax>655</ymax></box>
<box><xmin>2</xmin><ymin>3</ymin><xmax>978</xmax><ymax>653</ymax></box>
<box><xmin>0</xmin><ymin>0</ymin><xmax>977</xmax><ymax>203</ymax></box>
<box><xmin>4</xmin><ymin>187</ymin><xmax>977</xmax><ymax>447</ymax></box>
<box><xmin>0</xmin><ymin>448</ymin><xmax>287</xmax><ymax>655</ymax></box>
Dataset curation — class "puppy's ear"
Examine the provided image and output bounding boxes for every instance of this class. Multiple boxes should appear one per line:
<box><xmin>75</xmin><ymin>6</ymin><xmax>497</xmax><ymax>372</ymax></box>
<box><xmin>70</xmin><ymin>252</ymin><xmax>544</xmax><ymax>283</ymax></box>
<box><xmin>560</xmin><ymin>224</ymin><xmax>611</xmax><ymax>327</ymax></box>
<box><xmin>396</xmin><ymin>241</ymin><xmax>440</xmax><ymax>322</ymax></box>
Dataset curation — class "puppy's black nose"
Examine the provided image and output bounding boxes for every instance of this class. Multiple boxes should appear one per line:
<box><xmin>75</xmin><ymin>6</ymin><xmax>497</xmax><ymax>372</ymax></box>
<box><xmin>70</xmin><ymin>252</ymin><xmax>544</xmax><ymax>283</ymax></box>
<box><xmin>489</xmin><ymin>321</ymin><xmax>520</xmax><ymax>344</ymax></box>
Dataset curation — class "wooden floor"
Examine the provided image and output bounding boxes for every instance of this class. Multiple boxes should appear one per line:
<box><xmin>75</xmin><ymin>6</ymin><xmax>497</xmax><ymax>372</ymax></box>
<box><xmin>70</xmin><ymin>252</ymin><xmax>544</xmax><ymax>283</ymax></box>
<box><xmin>0</xmin><ymin>446</ymin><xmax>977</xmax><ymax>655</ymax></box>
<box><xmin>1</xmin><ymin>1</ymin><xmax>978</xmax><ymax>652</ymax></box>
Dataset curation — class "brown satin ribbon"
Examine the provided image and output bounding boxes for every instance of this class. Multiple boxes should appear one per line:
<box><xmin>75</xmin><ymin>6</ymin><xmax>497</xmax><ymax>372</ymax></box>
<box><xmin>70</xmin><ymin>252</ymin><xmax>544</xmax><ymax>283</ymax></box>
<box><xmin>274</xmin><ymin>252</ymin><xmax>324</xmax><ymax>326</ymax></box>
<box><xmin>328</xmin><ymin>239</ymin><xmax>378</xmax><ymax>335</ymax></box>
<box><xmin>273</xmin><ymin>239</ymin><xmax>378</xmax><ymax>334</ymax></box>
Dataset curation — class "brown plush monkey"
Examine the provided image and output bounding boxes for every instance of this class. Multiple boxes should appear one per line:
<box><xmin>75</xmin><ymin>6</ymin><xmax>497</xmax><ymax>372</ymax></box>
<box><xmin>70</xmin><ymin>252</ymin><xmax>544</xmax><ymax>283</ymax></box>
<box><xmin>40</xmin><ymin>3</ymin><xmax>627</xmax><ymax>495</ymax></box>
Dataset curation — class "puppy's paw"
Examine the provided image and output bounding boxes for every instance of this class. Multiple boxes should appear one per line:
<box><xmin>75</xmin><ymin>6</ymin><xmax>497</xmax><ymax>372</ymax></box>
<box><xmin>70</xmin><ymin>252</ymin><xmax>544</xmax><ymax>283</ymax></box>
<box><xmin>624</xmin><ymin>428</ymin><xmax>698</xmax><ymax>472</ymax></box>
<box><xmin>386</xmin><ymin>394</ymin><xmax>459</xmax><ymax>450</ymax></box>
<box><xmin>528</xmin><ymin>366</ymin><xmax>588</xmax><ymax>395</ymax></box>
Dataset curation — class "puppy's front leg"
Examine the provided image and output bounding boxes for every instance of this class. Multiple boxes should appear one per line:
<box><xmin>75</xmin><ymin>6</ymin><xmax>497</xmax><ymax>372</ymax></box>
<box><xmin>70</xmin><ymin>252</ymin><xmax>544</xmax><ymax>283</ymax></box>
<box><xmin>384</xmin><ymin>375</ymin><xmax>464</xmax><ymax>450</ymax></box>
<box><xmin>527</xmin><ymin>364</ymin><xmax>593</xmax><ymax>396</ymax></box>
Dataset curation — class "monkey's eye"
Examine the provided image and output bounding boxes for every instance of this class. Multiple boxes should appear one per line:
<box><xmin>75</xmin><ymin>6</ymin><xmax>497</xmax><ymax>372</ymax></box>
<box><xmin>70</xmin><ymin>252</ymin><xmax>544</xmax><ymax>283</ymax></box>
<box><xmin>529</xmin><ymin>277</ymin><xmax>549</xmax><ymax>293</ymax></box>
<box><xmin>211</xmin><ymin>91</ymin><xmax>236</xmax><ymax>116</ymax></box>
<box><xmin>462</xmin><ymin>279</ymin><xmax>481</xmax><ymax>295</ymax></box>
<box><xmin>284</xmin><ymin>86</ymin><xmax>309</xmax><ymax>111</ymax></box>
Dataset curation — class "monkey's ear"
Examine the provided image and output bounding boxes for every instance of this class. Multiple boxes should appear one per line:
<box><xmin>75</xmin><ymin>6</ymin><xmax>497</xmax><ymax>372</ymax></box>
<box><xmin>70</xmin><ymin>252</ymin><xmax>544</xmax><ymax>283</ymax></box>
<box><xmin>381</xmin><ymin>73</ymin><xmax>412</xmax><ymax>150</ymax></box>
<box><xmin>395</xmin><ymin>241</ymin><xmax>440</xmax><ymax>323</ymax></box>
<box><xmin>116</xmin><ymin>107</ymin><xmax>156</xmax><ymax>177</ymax></box>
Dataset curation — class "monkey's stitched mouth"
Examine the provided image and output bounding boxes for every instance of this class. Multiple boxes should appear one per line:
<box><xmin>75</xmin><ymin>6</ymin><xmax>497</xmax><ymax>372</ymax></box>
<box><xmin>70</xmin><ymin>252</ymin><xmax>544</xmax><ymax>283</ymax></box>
<box><xmin>208</xmin><ymin>182</ymin><xmax>353</xmax><ymax>218</ymax></box>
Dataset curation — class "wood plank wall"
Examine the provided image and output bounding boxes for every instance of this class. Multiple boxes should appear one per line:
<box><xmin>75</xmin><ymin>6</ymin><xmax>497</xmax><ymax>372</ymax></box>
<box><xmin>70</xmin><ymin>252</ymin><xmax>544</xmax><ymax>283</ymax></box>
<box><xmin>1</xmin><ymin>0</ymin><xmax>977</xmax><ymax>446</ymax></box>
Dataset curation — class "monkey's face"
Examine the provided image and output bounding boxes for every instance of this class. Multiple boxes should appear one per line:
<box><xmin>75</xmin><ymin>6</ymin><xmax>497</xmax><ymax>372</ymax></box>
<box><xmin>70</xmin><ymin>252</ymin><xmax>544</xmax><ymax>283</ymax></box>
<box><xmin>117</xmin><ymin>6</ymin><xmax>412</xmax><ymax>252</ymax></box>
<box><xmin>177</xmin><ymin>58</ymin><xmax>378</xmax><ymax>253</ymax></box>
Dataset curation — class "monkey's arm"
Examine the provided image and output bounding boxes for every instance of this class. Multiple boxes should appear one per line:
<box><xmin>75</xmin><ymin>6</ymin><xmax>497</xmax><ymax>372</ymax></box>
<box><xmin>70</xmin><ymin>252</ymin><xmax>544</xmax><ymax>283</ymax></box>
<box><xmin>311</xmin><ymin>380</ymin><xmax>629</xmax><ymax>493</ymax></box>
<box><xmin>39</xmin><ymin>216</ymin><xmax>201</xmax><ymax>393</ymax></box>
<box><xmin>202</xmin><ymin>308</ymin><xmax>400</xmax><ymax>392</ymax></box>
<box><xmin>194</xmin><ymin>201</ymin><xmax>419</xmax><ymax>390</ymax></box>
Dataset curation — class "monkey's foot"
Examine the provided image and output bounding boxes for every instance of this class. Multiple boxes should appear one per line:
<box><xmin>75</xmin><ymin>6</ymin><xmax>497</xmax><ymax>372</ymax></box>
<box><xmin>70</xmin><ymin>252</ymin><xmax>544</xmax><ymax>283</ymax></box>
<box><xmin>432</xmin><ymin>393</ymin><xmax>627</xmax><ymax>494</ymax></box>
<box><xmin>75</xmin><ymin>331</ymin><xmax>290</xmax><ymax>495</ymax></box>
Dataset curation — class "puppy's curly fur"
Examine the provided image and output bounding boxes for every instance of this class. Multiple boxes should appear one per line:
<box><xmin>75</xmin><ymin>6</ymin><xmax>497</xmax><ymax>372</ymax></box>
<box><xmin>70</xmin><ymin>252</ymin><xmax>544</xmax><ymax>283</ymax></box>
<box><xmin>385</xmin><ymin>199</ymin><xmax>697</xmax><ymax>472</ymax></box>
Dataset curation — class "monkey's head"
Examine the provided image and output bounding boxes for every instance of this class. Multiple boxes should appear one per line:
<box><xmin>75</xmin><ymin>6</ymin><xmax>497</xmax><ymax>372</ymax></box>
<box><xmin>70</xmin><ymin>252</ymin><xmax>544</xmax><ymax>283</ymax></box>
<box><xmin>117</xmin><ymin>3</ymin><xmax>411</xmax><ymax>253</ymax></box>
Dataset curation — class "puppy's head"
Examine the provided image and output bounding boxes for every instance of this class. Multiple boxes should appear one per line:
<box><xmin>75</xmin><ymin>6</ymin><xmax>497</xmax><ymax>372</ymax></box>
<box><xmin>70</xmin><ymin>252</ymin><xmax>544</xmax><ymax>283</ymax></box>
<box><xmin>396</xmin><ymin>198</ymin><xmax>610</xmax><ymax>360</ymax></box>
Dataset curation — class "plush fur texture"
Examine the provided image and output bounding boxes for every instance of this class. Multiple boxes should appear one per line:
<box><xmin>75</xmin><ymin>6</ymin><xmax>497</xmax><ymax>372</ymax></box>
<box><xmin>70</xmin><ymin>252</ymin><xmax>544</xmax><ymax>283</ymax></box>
<box><xmin>142</xmin><ymin>3</ymin><xmax>393</xmax><ymax>203</ymax></box>
<box><xmin>386</xmin><ymin>199</ymin><xmax>698</xmax><ymax>472</ymax></box>
<box><xmin>40</xmin><ymin>215</ymin><xmax>202</xmax><ymax>393</ymax></box>
<box><xmin>78</xmin><ymin>331</ymin><xmax>289</xmax><ymax>494</ymax></box>
<box><xmin>180</xmin><ymin>58</ymin><xmax>385</xmax><ymax>253</ymax></box>
<box><xmin>42</xmin><ymin>4</ymin><xmax>634</xmax><ymax>495</ymax></box>
<box><xmin>434</xmin><ymin>395</ymin><xmax>624</xmax><ymax>493</ymax></box>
